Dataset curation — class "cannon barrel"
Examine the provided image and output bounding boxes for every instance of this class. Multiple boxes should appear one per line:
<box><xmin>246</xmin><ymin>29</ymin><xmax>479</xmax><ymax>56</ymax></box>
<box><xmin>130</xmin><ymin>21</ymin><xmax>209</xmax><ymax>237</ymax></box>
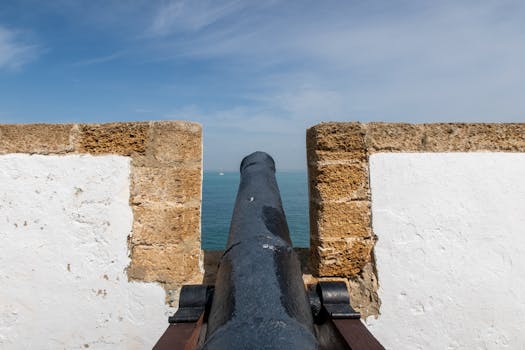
<box><xmin>202</xmin><ymin>151</ymin><xmax>318</xmax><ymax>349</ymax></box>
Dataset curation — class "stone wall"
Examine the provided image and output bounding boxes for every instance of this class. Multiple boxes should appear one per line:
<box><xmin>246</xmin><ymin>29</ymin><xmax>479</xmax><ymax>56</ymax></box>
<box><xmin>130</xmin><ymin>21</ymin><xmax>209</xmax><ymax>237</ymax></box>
<box><xmin>0</xmin><ymin>121</ymin><xmax>202</xmax><ymax>303</ymax></box>
<box><xmin>367</xmin><ymin>152</ymin><xmax>525</xmax><ymax>349</ymax></box>
<box><xmin>306</xmin><ymin>122</ymin><xmax>525</xmax><ymax>317</ymax></box>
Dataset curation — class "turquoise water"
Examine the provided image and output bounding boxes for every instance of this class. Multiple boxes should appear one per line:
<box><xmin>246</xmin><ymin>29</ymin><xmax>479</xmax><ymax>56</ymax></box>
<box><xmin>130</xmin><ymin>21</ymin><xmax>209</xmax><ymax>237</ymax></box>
<box><xmin>201</xmin><ymin>171</ymin><xmax>310</xmax><ymax>250</ymax></box>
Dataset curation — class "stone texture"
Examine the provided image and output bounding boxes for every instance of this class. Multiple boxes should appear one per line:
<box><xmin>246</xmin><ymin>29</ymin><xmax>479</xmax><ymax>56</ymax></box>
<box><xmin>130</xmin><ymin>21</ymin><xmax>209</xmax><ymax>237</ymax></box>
<box><xmin>149</xmin><ymin>121</ymin><xmax>202</xmax><ymax>165</ymax></box>
<box><xmin>417</xmin><ymin>123</ymin><xmax>470</xmax><ymax>151</ymax></box>
<box><xmin>465</xmin><ymin>123</ymin><xmax>525</xmax><ymax>151</ymax></box>
<box><xmin>130</xmin><ymin>166</ymin><xmax>201</xmax><ymax>205</ymax></box>
<box><xmin>0</xmin><ymin>124</ymin><xmax>74</xmax><ymax>154</ymax></box>
<box><xmin>309</xmin><ymin>162</ymin><xmax>369</xmax><ymax>202</ymax></box>
<box><xmin>308</xmin><ymin>150</ymin><xmax>367</xmax><ymax>164</ymax></box>
<box><xmin>128</xmin><ymin>244</ymin><xmax>202</xmax><ymax>285</ymax></box>
<box><xmin>131</xmin><ymin>205</ymin><xmax>200</xmax><ymax>245</ymax></box>
<box><xmin>347</xmin><ymin>262</ymin><xmax>380</xmax><ymax>318</ymax></box>
<box><xmin>310</xmin><ymin>237</ymin><xmax>375</xmax><ymax>277</ymax></box>
<box><xmin>312</xmin><ymin>201</ymin><xmax>371</xmax><ymax>239</ymax></box>
<box><xmin>366</xmin><ymin>122</ymin><xmax>425</xmax><ymax>151</ymax></box>
<box><xmin>77</xmin><ymin>122</ymin><xmax>150</xmax><ymax>155</ymax></box>
<box><xmin>307</xmin><ymin>122</ymin><xmax>366</xmax><ymax>152</ymax></box>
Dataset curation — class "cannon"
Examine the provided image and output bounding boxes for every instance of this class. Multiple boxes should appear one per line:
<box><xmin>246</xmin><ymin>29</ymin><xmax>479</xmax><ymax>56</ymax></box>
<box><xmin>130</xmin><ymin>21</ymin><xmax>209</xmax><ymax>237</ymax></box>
<box><xmin>154</xmin><ymin>152</ymin><xmax>384</xmax><ymax>349</ymax></box>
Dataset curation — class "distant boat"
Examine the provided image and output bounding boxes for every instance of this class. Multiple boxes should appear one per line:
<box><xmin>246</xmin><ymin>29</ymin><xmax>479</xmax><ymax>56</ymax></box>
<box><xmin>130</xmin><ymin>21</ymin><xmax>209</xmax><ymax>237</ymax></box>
<box><xmin>219</xmin><ymin>172</ymin><xmax>224</xmax><ymax>176</ymax></box>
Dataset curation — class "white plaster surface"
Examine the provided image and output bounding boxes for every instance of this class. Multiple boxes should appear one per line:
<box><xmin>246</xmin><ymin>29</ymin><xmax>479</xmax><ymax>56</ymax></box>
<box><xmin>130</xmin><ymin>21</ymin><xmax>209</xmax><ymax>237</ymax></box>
<box><xmin>367</xmin><ymin>153</ymin><xmax>525</xmax><ymax>349</ymax></box>
<box><xmin>0</xmin><ymin>154</ymin><xmax>173</xmax><ymax>350</ymax></box>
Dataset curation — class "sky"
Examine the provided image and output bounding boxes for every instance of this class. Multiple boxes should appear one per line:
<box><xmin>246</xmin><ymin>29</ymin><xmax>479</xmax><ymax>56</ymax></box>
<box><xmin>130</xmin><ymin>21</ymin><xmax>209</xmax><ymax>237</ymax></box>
<box><xmin>1</xmin><ymin>0</ymin><xmax>524</xmax><ymax>170</ymax></box>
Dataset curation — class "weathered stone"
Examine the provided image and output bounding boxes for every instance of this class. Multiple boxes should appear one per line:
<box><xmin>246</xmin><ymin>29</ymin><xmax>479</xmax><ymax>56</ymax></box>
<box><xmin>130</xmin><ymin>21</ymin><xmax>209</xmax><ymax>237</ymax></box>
<box><xmin>131</xmin><ymin>205</ymin><xmax>200</xmax><ymax>245</ymax></box>
<box><xmin>308</xmin><ymin>150</ymin><xmax>367</xmax><ymax>165</ymax></box>
<box><xmin>77</xmin><ymin>122</ymin><xmax>149</xmax><ymax>155</ymax></box>
<box><xmin>347</xmin><ymin>262</ymin><xmax>380</xmax><ymax>318</ymax></box>
<box><xmin>310</xmin><ymin>163</ymin><xmax>369</xmax><ymax>202</ymax></box>
<box><xmin>307</xmin><ymin>122</ymin><xmax>366</xmax><ymax>152</ymax></box>
<box><xmin>128</xmin><ymin>244</ymin><xmax>202</xmax><ymax>284</ymax></box>
<box><xmin>149</xmin><ymin>121</ymin><xmax>202</xmax><ymax>165</ymax></box>
<box><xmin>367</xmin><ymin>122</ymin><xmax>424</xmax><ymax>151</ymax></box>
<box><xmin>466</xmin><ymin>123</ymin><xmax>525</xmax><ymax>151</ymax></box>
<box><xmin>419</xmin><ymin>123</ymin><xmax>470</xmax><ymax>151</ymax></box>
<box><xmin>0</xmin><ymin>124</ymin><xmax>74</xmax><ymax>154</ymax></box>
<box><xmin>312</xmin><ymin>201</ymin><xmax>371</xmax><ymax>239</ymax></box>
<box><xmin>310</xmin><ymin>237</ymin><xmax>375</xmax><ymax>277</ymax></box>
<box><xmin>130</xmin><ymin>166</ymin><xmax>201</xmax><ymax>205</ymax></box>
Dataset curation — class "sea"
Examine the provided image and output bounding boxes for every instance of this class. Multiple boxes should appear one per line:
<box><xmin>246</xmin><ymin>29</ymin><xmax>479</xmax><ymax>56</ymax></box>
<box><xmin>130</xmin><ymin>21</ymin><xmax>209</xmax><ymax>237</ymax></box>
<box><xmin>201</xmin><ymin>170</ymin><xmax>309</xmax><ymax>250</ymax></box>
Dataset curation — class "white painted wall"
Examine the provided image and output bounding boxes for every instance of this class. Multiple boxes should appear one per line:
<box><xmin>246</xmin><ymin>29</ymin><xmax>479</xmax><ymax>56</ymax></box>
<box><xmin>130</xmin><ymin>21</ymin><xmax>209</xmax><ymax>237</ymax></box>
<box><xmin>367</xmin><ymin>153</ymin><xmax>525</xmax><ymax>350</ymax></box>
<box><xmin>0</xmin><ymin>154</ymin><xmax>173</xmax><ymax>350</ymax></box>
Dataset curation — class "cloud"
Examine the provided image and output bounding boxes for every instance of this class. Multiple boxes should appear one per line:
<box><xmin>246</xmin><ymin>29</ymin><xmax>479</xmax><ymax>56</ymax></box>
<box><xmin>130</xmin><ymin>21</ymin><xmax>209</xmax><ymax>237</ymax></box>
<box><xmin>71</xmin><ymin>52</ymin><xmax>124</xmax><ymax>66</ymax></box>
<box><xmin>4</xmin><ymin>1</ymin><xmax>524</xmax><ymax>168</ymax></box>
<box><xmin>0</xmin><ymin>26</ymin><xmax>40</xmax><ymax>71</ymax></box>
<box><xmin>146</xmin><ymin>0</ymin><xmax>248</xmax><ymax>36</ymax></box>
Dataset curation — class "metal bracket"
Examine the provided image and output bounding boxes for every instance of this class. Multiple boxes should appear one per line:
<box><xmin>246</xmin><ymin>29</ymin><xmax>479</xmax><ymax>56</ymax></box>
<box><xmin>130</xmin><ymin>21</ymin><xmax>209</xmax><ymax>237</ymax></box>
<box><xmin>310</xmin><ymin>281</ymin><xmax>361</xmax><ymax>321</ymax></box>
<box><xmin>168</xmin><ymin>285</ymin><xmax>214</xmax><ymax>323</ymax></box>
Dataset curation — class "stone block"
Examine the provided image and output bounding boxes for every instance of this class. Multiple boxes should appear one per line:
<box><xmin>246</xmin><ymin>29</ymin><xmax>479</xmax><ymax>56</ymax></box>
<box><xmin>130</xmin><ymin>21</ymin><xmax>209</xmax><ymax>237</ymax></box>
<box><xmin>130</xmin><ymin>166</ymin><xmax>201</xmax><ymax>205</ymax></box>
<box><xmin>128</xmin><ymin>244</ymin><xmax>202</xmax><ymax>284</ymax></box>
<box><xmin>131</xmin><ymin>205</ymin><xmax>200</xmax><ymax>245</ymax></box>
<box><xmin>307</xmin><ymin>122</ymin><xmax>366</xmax><ymax>152</ymax></box>
<box><xmin>310</xmin><ymin>237</ymin><xmax>375</xmax><ymax>277</ymax></box>
<box><xmin>308</xmin><ymin>150</ymin><xmax>367</xmax><ymax>165</ymax></box>
<box><xmin>77</xmin><ymin>122</ymin><xmax>149</xmax><ymax>155</ymax></box>
<box><xmin>466</xmin><ymin>123</ymin><xmax>525</xmax><ymax>151</ymax></box>
<box><xmin>149</xmin><ymin>121</ymin><xmax>202</xmax><ymax>165</ymax></box>
<box><xmin>367</xmin><ymin>122</ymin><xmax>425</xmax><ymax>151</ymax></box>
<box><xmin>310</xmin><ymin>163</ymin><xmax>369</xmax><ymax>202</ymax></box>
<box><xmin>0</xmin><ymin>124</ymin><xmax>74</xmax><ymax>154</ymax></box>
<box><xmin>419</xmin><ymin>123</ymin><xmax>470</xmax><ymax>151</ymax></box>
<box><xmin>312</xmin><ymin>200</ymin><xmax>371</xmax><ymax>239</ymax></box>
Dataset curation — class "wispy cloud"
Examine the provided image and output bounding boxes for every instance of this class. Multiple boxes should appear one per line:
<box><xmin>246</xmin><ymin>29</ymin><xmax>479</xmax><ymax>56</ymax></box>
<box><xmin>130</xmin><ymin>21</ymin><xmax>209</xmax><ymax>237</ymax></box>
<box><xmin>0</xmin><ymin>26</ymin><xmax>41</xmax><ymax>71</ymax></box>
<box><xmin>147</xmin><ymin>0</ymin><xmax>247</xmax><ymax>36</ymax></box>
<box><xmin>3</xmin><ymin>1</ymin><xmax>524</xmax><ymax>168</ymax></box>
<box><xmin>71</xmin><ymin>51</ymin><xmax>124</xmax><ymax>66</ymax></box>
<box><xmin>154</xmin><ymin>0</ymin><xmax>525</xmax><ymax>120</ymax></box>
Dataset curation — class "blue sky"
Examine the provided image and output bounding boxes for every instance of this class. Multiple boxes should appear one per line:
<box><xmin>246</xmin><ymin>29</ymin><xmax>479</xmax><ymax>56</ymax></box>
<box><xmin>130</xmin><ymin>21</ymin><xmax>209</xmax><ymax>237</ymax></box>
<box><xmin>1</xmin><ymin>0</ymin><xmax>524</xmax><ymax>170</ymax></box>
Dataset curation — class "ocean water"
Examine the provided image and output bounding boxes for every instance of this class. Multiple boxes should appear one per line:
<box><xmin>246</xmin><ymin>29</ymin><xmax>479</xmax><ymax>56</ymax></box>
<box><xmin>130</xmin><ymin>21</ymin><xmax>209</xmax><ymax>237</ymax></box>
<box><xmin>201</xmin><ymin>170</ymin><xmax>309</xmax><ymax>250</ymax></box>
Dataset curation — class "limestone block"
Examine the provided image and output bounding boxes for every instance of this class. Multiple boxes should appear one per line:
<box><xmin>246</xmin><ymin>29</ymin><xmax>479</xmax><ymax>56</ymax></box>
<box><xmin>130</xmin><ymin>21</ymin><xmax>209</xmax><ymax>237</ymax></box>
<box><xmin>312</xmin><ymin>200</ymin><xmax>371</xmax><ymax>239</ymax></box>
<box><xmin>465</xmin><ymin>123</ymin><xmax>525</xmax><ymax>151</ymax></box>
<box><xmin>149</xmin><ymin>121</ymin><xmax>202</xmax><ymax>165</ymax></box>
<box><xmin>308</xmin><ymin>150</ymin><xmax>367</xmax><ymax>165</ymax></box>
<box><xmin>0</xmin><ymin>123</ymin><xmax>74</xmax><ymax>154</ymax></box>
<box><xmin>77</xmin><ymin>122</ymin><xmax>149</xmax><ymax>155</ymax></box>
<box><xmin>310</xmin><ymin>238</ymin><xmax>375</xmax><ymax>277</ymax></box>
<box><xmin>130</xmin><ymin>166</ymin><xmax>201</xmax><ymax>205</ymax></box>
<box><xmin>417</xmin><ymin>123</ymin><xmax>470</xmax><ymax>151</ymax></box>
<box><xmin>310</xmin><ymin>163</ymin><xmax>369</xmax><ymax>202</ymax></box>
<box><xmin>128</xmin><ymin>244</ymin><xmax>202</xmax><ymax>284</ymax></box>
<box><xmin>367</xmin><ymin>122</ymin><xmax>424</xmax><ymax>151</ymax></box>
<box><xmin>131</xmin><ymin>205</ymin><xmax>200</xmax><ymax>245</ymax></box>
<box><xmin>307</xmin><ymin>122</ymin><xmax>366</xmax><ymax>152</ymax></box>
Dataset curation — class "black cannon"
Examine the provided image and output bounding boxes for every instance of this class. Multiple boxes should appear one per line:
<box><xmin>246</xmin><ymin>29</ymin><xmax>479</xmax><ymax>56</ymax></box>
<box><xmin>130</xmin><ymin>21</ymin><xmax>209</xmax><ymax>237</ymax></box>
<box><xmin>154</xmin><ymin>152</ymin><xmax>384</xmax><ymax>349</ymax></box>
